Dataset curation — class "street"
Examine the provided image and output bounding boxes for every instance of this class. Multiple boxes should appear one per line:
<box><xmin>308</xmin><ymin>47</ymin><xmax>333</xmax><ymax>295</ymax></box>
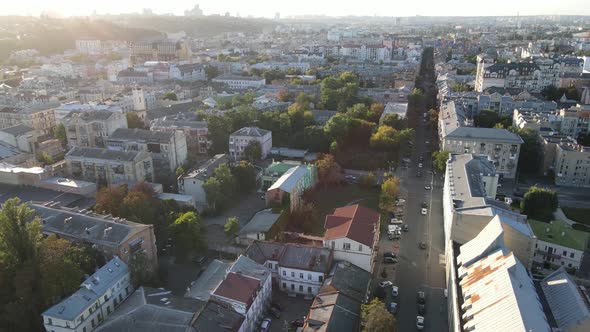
<box><xmin>376</xmin><ymin>119</ymin><xmax>448</xmax><ymax>332</ymax></box>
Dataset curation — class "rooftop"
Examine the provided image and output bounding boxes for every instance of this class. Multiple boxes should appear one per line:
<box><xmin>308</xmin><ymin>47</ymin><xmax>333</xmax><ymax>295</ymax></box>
<box><xmin>108</xmin><ymin>128</ymin><xmax>175</xmax><ymax>144</ymax></box>
<box><xmin>231</xmin><ymin>126</ymin><xmax>271</xmax><ymax>138</ymax></box>
<box><xmin>182</xmin><ymin>154</ymin><xmax>229</xmax><ymax>181</ymax></box>
<box><xmin>43</xmin><ymin>257</ymin><xmax>128</xmax><ymax>321</ymax></box>
<box><xmin>238</xmin><ymin>209</ymin><xmax>282</xmax><ymax>235</ymax></box>
<box><xmin>279</xmin><ymin>243</ymin><xmax>332</xmax><ymax>273</ymax></box>
<box><xmin>63</xmin><ymin>110</ymin><xmax>118</xmax><ymax>122</ymax></box>
<box><xmin>0</xmin><ymin>124</ymin><xmax>35</xmax><ymax>136</ymax></box>
<box><xmin>529</xmin><ymin>219</ymin><xmax>589</xmax><ymax>251</ymax></box>
<box><xmin>268</xmin><ymin>166</ymin><xmax>309</xmax><ymax>192</ymax></box>
<box><xmin>213</xmin><ymin>272</ymin><xmax>260</xmax><ymax>309</ymax></box>
<box><xmin>264</xmin><ymin>160</ymin><xmax>302</xmax><ymax>176</ymax></box>
<box><xmin>244</xmin><ymin>240</ymin><xmax>287</xmax><ymax>264</ymax></box>
<box><xmin>324</xmin><ymin>204</ymin><xmax>380</xmax><ymax>247</ymax></box>
<box><xmin>66</xmin><ymin>146</ymin><xmax>144</xmax><ymax>162</ymax></box>
<box><xmin>192</xmin><ymin>300</ymin><xmax>244</xmax><ymax>332</ymax></box>
<box><xmin>213</xmin><ymin>74</ymin><xmax>265</xmax><ymax>81</ymax></box>
<box><xmin>540</xmin><ymin>267</ymin><xmax>590</xmax><ymax>331</ymax></box>
<box><xmin>321</xmin><ymin>261</ymin><xmax>371</xmax><ymax>303</ymax></box>
<box><xmin>446</xmin><ymin>127</ymin><xmax>524</xmax><ymax>144</ymax></box>
<box><xmin>186</xmin><ymin>259</ymin><xmax>230</xmax><ymax>301</ymax></box>
<box><xmin>303</xmin><ymin>292</ymin><xmax>360</xmax><ymax>332</ymax></box>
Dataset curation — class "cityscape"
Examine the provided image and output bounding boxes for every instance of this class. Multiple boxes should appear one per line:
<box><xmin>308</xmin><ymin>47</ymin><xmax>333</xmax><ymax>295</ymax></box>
<box><xmin>1</xmin><ymin>2</ymin><xmax>590</xmax><ymax>332</ymax></box>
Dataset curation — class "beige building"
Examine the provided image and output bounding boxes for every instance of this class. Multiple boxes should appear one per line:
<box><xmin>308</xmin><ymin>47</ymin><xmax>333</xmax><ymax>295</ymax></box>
<box><xmin>443</xmin><ymin>154</ymin><xmax>537</xmax><ymax>269</ymax></box>
<box><xmin>65</xmin><ymin>147</ymin><xmax>154</xmax><ymax>186</ymax></box>
<box><xmin>0</xmin><ymin>106</ymin><xmax>55</xmax><ymax>135</ymax></box>
<box><xmin>63</xmin><ymin>110</ymin><xmax>128</xmax><ymax>148</ymax></box>
<box><xmin>554</xmin><ymin>140</ymin><xmax>590</xmax><ymax>188</ymax></box>
<box><xmin>130</xmin><ymin>39</ymin><xmax>191</xmax><ymax>64</ymax></box>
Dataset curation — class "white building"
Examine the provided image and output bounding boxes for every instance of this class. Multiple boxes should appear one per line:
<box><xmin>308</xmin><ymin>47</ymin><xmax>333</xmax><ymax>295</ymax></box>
<box><xmin>75</xmin><ymin>40</ymin><xmax>103</xmax><ymax>55</ymax></box>
<box><xmin>42</xmin><ymin>257</ymin><xmax>132</xmax><ymax>332</ymax></box>
<box><xmin>65</xmin><ymin>147</ymin><xmax>154</xmax><ymax>186</ymax></box>
<box><xmin>212</xmin><ymin>75</ymin><xmax>266</xmax><ymax>90</ymax></box>
<box><xmin>0</xmin><ymin>106</ymin><xmax>56</xmax><ymax>135</ymax></box>
<box><xmin>169</xmin><ymin>63</ymin><xmax>207</xmax><ymax>81</ymax></box>
<box><xmin>177</xmin><ymin>154</ymin><xmax>230</xmax><ymax>211</ymax></box>
<box><xmin>229</xmin><ymin>127</ymin><xmax>272</xmax><ymax>160</ymax></box>
<box><xmin>323</xmin><ymin>204</ymin><xmax>380</xmax><ymax>273</ymax></box>
<box><xmin>106</xmin><ymin>128</ymin><xmax>187</xmax><ymax>174</ymax></box>
<box><xmin>63</xmin><ymin>110</ymin><xmax>128</xmax><ymax>148</ymax></box>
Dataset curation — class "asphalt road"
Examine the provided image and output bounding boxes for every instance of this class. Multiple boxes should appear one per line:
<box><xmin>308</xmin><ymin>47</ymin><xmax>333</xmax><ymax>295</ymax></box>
<box><xmin>381</xmin><ymin>120</ymin><xmax>448</xmax><ymax>332</ymax></box>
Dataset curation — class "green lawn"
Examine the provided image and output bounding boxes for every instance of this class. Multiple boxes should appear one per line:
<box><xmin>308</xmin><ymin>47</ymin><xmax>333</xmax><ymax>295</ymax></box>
<box><xmin>529</xmin><ymin>219</ymin><xmax>590</xmax><ymax>251</ymax></box>
<box><xmin>307</xmin><ymin>184</ymin><xmax>381</xmax><ymax>235</ymax></box>
<box><xmin>562</xmin><ymin>207</ymin><xmax>590</xmax><ymax>226</ymax></box>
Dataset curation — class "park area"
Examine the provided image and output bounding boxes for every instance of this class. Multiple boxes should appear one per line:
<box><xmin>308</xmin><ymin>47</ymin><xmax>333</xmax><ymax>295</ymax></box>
<box><xmin>562</xmin><ymin>207</ymin><xmax>590</xmax><ymax>226</ymax></box>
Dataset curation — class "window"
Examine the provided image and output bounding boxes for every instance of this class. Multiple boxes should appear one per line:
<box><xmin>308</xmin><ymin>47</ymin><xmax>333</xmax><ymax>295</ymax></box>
<box><xmin>283</xmin><ymin>270</ymin><xmax>286</xmax><ymax>276</ymax></box>
<box><xmin>343</xmin><ymin>243</ymin><xmax>351</xmax><ymax>250</ymax></box>
<box><xmin>331</xmin><ymin>241</ymin><xmax>335</xmax><ymax>249</ymax></box>
<box><xmin>568</xmin><ymin>263</ymin><xmax>572</xmax><ymax>267</ymax></box>
<box><xmin>282</xmin><ymin>282</ymin><xmax>286</xmax><ymax>289</ymax></box>
<box><xmin>358</xmin><ymin>244</ymin><xmax>363</xmax><ymax>251</ymax></box>
<box><xmin>291</xmin><ymin>284</ymin><xmax>295</xmax><ymax>291</ymax></box>
<box><xmin>308</xmin><ymin>286</ymin><xmax>312</xmax><ymax>293</ymax></box>
<box><xmin>299</xmin><ymin>285</ymin><xmax>303</xmax><ymax>292</ymax></box>
<box><xmin>308</xmin><ymin>274</ymin><xmax>312</xmax><ymax>280</ymax></box>
<box><xmin>570</xmin><ymin>253</ymin><xmax>575</xmax><ymax>258</ymax></box>
<box><xmin>318</xmin><ymin>275</ymin><xmax>323</xmax><ymax>282</ymax></box>
<box><xmin>563</xmin><ymin>250</ymin><xmax>567</xmax><ymax>256</ymax></box>
<box><xmin>291</xmin><ymin>271</ymin><xmax>295</xmax><ymax>277</ymax></box>
<box><xmin>299</xmin><ymin>273</ymin><xmax>304</xmax><ymax>279</ymax></box>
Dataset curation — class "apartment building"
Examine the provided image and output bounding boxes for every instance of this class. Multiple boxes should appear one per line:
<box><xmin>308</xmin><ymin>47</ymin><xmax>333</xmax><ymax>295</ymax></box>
<box><xmin>177</xmin><ymin>154</ymin><xmax>230</xmax><ymax>211</ymax></box>
<box><xmin>0</xmin><ymin>106</ymin><xmax>55</xmax><ymax>135</ymax></box>
<box><xmin>323</xmin><ymin>205</ymin><xmax>380</xmax><ymax>273</ymax></box>
<box><xmin>265</xmin><ymin>164</ymin><xmax>317</xmax><ymax>211</ymax></box>
<box><xmin>475</xmin><ymin>56</ymin><xmax>560</xmax><ymax>93</ymax></box>
<box><xmin>42</xmin><ymin>257</ymin><xmax>132</xmax><ymax>332</ymax></box>
<box><xmin>150</xmin><ymin>115</ymin><xmax>210</xmax><ymax>154</ymax></box>
<box><xmin>65</xmin><ymin>147</ymin><xmax>154</xmax><ymax>186</ymax></box>
<box><xmin>439</xmin><ymin>101</ymin><xmax>523</xmax><ymax>178</ymax></box>
<box><xmin>446</xmin><ymin>218</ymin><xmax>550</xmax><ymax>332</ymax></box>
<box><xmin>556</xmin><ymin>105</ymin><xmax>590</xmax><ymax>138</ymax></box>
<box><xmin>63</xmin><ymin>111</ymin><xmax>128</xmax><ymax>148</ymax></box>
<box><xmin>212</xmin><ymin>75</ymin><xmax>266</xmax><ymax>90</ymax></box>
<box><xmin>443</xmin><ymin>154</ymin><xmax>537</xmax><ymax>269</ymax></box>
<box><xmin>229</xmin><ymin>127</ymin><xmax>272</xmax><ymax>160</ymax></box>
<box><xmin>169</xmin><ymin>63</ymin><xmax>207</xmax><ymax>81</ymax></box>
<box><xmin>75</xmin><ymin>39</ymin><xmax>103</xmax><ymax>55</ymax></box>
<box><xmin>54</xmin><ymin>103</ymin><xmax>124</xmax><ymax>123</ymax></box>
<box><xmin>530</xmin><ymin>218</ymin><xmax>587</xmax><ymax>271</ymax></box>
<box><xmin>106</xmin><ymin>128</ymin><xmax>187</xmax><ymax>174</ymax></box>
<box><xmin>245</xmin><ymin>241</ymin><xmax>333</xmax><ymax>296</ymax></box>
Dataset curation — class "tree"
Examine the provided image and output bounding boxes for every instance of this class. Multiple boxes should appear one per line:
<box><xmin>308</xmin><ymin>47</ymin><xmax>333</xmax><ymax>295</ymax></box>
<box><xmin>95</xmin><ymin>185</ymin><xmax>127</xmax><ymax>216</ymax></box>
<box><xmin>52</xmin><ymin>123</ymin><xmax>67</xmax><ymax>146</ymax></box>
<box><xmin>169</xmin><ymin>212</ymin><xmax>206</xmax><ymax>262</ymax></box>
<box><xmin>224</xmin><ymin>217</ymin><xmax>240</xmax><ymax>238</ymax></box>
<box><xmin>432</xmin><ymin>150</ymin><xmax>450</xmax><ymax>174</ymax></box>
<box><xmin>303</xmin><ymin>126</ymin><xmax>331</xmax><ymax>152</ymax></box>
<box><xmin>380</xmin><ymin>177</ymin><xmax>400</xmax><ymax>211</ymax></box>
<box><xmin>126</xmin><ymin>112</ymin><xmax>145</xmax><ymax>129</ymax></box>
<box><xmin>163</xmin><ymin>92</ymin><xmax>178</xmax><ymax>101</ymax></box>
<box><xmin>324</xmin><ymin>113</ymin><xmax>353</xmax><ymax>143</ymax></box>
<box><xmin>521</xmin><ymin>186</ymin><xmax>559</xmax><ymax>222</ymax></box>
<box><xmin>381</xmin><ymin>113</ymin><xmax>406</xmax><ymax>130</ymax></box>
<box><xmin>315</xmin><ymin>154</ymin><xmax>342</xmax><ymax>189</ymax></box>
<box><xmin>128</xmin><ymin>251</ymin><xmax>157</xmax><ymax>288</ymax></box>
<box><xmin>244</xmin><ymin>140</ymin><xmax>263</xmax><ymax>162</ymax></box>
<box><xmin>0</xmin><ymin>198</ymin><xmax>41</xmax><ymax>267</ymax></box>
<box><xmin>232</xmin><ymin>161</ymin><xmax>257</xmax><ymax>194</ymax></box>
<box><xmin>175</xmin><ymin>166</ymin><xmax>185</xmax><ymax>177</ymax></box>
<box><xmin>370</xmin><ymin>125</ymin><xmax>398</xmax><ymax>151</ymax></box>
<box><xmin>203</xmin><ymin>177</ymin><xmax>223</xmax><ymax>211</ymax></box>
<box><xmin>291</xmin><ymin>201</ymin><xmax>319</xmax><ymax>233</ymax></box>
<box><xmin>361</xmin><ymin>299</ymin><xmax>396</xmax><ymax>332</ymax></box>
<box><xmin>277</xmin><ymin>88</ymin><xmax>291</xmax><ymax>102</ymax></box>
<box><xmin>359</xmin><ymin>172</ymin><xmax>377</xmax><ymax>188</ymax></box>
<box><xmin>517</xmin><ymin>128</ymin><xmax>541</xmax><ymax>174</ymax></box>
<box><xmin>37</xmin><ymin>152</ymin><xmax>53</xmax><ymax>165</ymax></box>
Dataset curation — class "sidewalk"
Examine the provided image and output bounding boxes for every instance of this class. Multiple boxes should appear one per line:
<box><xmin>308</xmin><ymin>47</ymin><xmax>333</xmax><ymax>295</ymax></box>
<box><xmin>554</xmin><ymin>208</ymin><xmax>577</xmax><ymax>226</ymax></box>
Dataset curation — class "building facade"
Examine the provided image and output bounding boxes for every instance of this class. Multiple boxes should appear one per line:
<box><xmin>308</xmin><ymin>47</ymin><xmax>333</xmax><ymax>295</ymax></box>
<box><xmin>212</xmin><ymin>75</ymin><xmax>266</xmax><ymax>90</ymax></box>
<box><xmin>229</xmin><ymin>127</ymin><xmax>272</xmax><ymax>160</ymax></box>
<box><xmin>0</xmin><ymin>106</ymin><xmax>56</xmax><ymax>135</ymax></box>
<box><xmin>63</xmin><ymin>111</ymin><xmax>128</xmax><ymax>148</ymax></box>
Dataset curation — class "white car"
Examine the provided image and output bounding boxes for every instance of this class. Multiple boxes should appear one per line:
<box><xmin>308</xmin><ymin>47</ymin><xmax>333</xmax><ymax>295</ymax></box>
<box><xmin>391</xmin><ymin>286</ymin><xmax>399</xmax><ymax>297</ymax></box>
<box><xmin>379</xmin><ymin>280</ymin><xmax>393</xmax><ymax>288</ymax></box>
<box><xmin>421</xmin><ymin>208</ymin><xmax>427</xmax><ymax>215</ymax></box>
<box><xmin>260</xmin><ymin>318</ymin><xmax>272</xmax><ymax>332</ymax></box>
<box><xmin>416</xmin><ymin>316</ymin><xmax>425</xmax><ymax>330</ymax></box>
<box><xmin>424</xmin><ymin>185</ymin><xmax>431</xmax><ymax>190</ymax></box>
<box><xmin>418</xmin><ymin>163</ymin><xmax>423</xmax><ymax>168</ymax></box>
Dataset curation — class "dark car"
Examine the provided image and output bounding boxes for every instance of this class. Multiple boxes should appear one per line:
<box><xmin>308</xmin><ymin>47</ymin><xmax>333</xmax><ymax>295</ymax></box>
<box><xmin>419</xmin><ymin>242</ymin><xmax>427</xmax><ymax>249</ymax></box>
<box><xmin>418</xmin><ymin>303</ymin><xmax>426</xmax><ymax>315</ymax></box>
<box><xmin>402</xmin><ymin>224</ymin><xmax>409</xmax><ymax>232</ymax></box>
<box><xmin>269</xmin><ymin>307</ymin><xmax>281</xmax><ymax>318</ymax></box>
<box><xmin>417</xmin><ymin>291</ymin><xmax>426</xmax><ymax>304</ymax></box>
<box><xmin>384</xmin><ymin>252</ymin><xmax>397</xmax><ymax>258</ymax></box>
<box><xmin>417</xmin><ymin>171</ymin><xmax>422</xmax><ymax>177</ymax></box>
<box><xmin>421</xmin><ymin>201</ymin><xmax>428</xmax><ymax>208</ymax></box>
<box><xmin>291</xmin><ymin>318</ymin><xmax>305</xmax><ymax>327</ymax></box>
<box><xmin>384</xmin><ymin>256</ymin><xmax>398</xmax><ymax>264</ymax></box>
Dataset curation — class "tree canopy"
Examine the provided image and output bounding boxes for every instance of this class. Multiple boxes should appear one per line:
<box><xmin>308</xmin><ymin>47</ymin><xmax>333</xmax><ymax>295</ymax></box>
<box><xmin>361</xmin><ymin>298</ymin><xmax>396</xmax><ymax>332</ymax></box>
<box><xmin>169</xmin><ymin>212</ymin><xmax>206</xmax><ymax>261</ymax></box>
<box><xmin>521</xmin><ymin>186</ymin><xmax>559</xmax><ymax>222</ymax></box>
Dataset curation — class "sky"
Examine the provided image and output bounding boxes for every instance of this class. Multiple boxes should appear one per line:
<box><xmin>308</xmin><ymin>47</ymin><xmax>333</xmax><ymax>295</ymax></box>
<box><xmin>1</xmin><ymin>0</ymin><xmax>589</xmax><ymax>18</ymax></box>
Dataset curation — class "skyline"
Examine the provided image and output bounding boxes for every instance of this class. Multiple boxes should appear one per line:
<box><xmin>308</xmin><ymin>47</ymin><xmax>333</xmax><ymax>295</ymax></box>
<box><xmin>2</xmin><ymin>0</ymin><xmax>590</xmax><ymax>18</ymax></box>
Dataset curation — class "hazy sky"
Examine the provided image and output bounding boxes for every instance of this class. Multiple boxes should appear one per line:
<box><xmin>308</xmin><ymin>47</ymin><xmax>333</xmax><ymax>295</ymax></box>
<box><xmin>2</xmin><ymin>0</ymin><xmax>589</xmax><ymax>18</ymax></box>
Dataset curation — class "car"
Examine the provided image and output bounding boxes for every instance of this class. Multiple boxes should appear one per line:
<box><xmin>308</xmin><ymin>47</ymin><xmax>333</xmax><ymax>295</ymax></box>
<box><xmin>269</xmin><ymin>307</ymin><xmax>281</xmax><ymax>318</ymax></box>
<box><xmin>260</xmin><ymin>195</ymin><xmax>266</xmax><ymax>200</ymax></box>
<box><xmin>192</xmin><ymin>256</ymin><xmax>206</xmax><ymax>265</ymax></box>
<box><xmin>425</xmin><ymin>140</ymin><xmax>430</xmax><ymax>145</ymax></box>
<box><xmin>419</xmin><ymin>156</ymin><xmax>424</xmax><ymax>162</ymax></box>
<box><xmin>383</xmin><ymin>256</ymin><xmax>398</xmax><ymax>264</ymax></box>
<box><xmin>402</xmin><ymin>224</ymin><xmax>409</xmax><ymax>232</ymax></box>
<box><xmin>421</xmin><ymin>208</ymin><xmax>427</xmax><ymax>215</ymax></box>
<box><xmin>344</xmin><ymin>175</ymin><xmax>357</xmax><ymax>182</ymax></box>
<box><xmin>391</xmin><ymin>286</ymin><xmax>399</xmax><ymax>297</ymax></box>
<box><xmin>390</xmin><ymin>218</ymin><xmax>403</xmax><ymax>224</ymax></box>
<box><xmin>388</xmin><ymin>233</ymin><xmax>400</xmax><ymax>240</ymax></box>
<box><xmin>389</xmin><ymin>302</ymin><xmax>398</xmax><ymax>314</ymax></box>
<box><xmin>384</xmin><ymin>252</ymin><xmax>397</xmax><ymax>258</ymax></box>
<box><xmin>416</xmin><ymin>316</ymin><xmax>425</xmax><ymax>330</ymax></box>
<box><xmin>419</xmin><ymin>242</ymin><xmax>427</xmax><ymax>250</ymax></box>
<box><xmin>418</xmin><ymin>163</ymin><xmax>423</xmax><ymax>168</ymax></box>
<box><xmin>418</xmin><ymin>303</ymin><xmax>426</xmax><ymax>315</ymax></box>
<box><xmin>417</xmin><ymin>291</ymin><xmax>426</xmax><ymax>304</ymax></box>
<box><xmin>421</xmin><ymin>201</ymin><xmax>428</xmax><ymax>208</ymax></box>
<box><xmin>260</xmin><ymin>318</ymin><xmax>272</xmax><ymax>332</ymax></box>
<box><xmin>396</xmin><ymin>198</ymin><xmax>406</xmax><ymax>204</ymax></box>
<box><xmin>291</xmin><ymin>318</ymin><xmax>305</xmax><ymax>327</ymax></box>
<box><xmin>424</xmin><ymin>185</ymin><xmax>431</xmax><ymax>190</ymax></box>
<box><xmin>379</xmin><ymin>280</ymin><xmax>393</xmax><ymax>288</ymax></box>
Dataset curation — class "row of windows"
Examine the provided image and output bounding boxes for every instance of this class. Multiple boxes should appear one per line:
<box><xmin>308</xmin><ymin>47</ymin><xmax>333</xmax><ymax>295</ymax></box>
<box><xmin>330</xmin><ymin>241</ymin><xmax>363</xmax><ymax>251</ymax></box>
<box><xmin>281</xmin><ymin>270</ymin><xmax>323</xmax><ymax>282</ymax></box>
<box><xmin>282</xmin><ymin>282</ymin><xmax>314</xmax><ymax>293</ymax></box>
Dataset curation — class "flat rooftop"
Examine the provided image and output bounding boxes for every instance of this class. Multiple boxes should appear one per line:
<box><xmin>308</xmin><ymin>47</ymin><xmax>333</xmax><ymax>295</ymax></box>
<box><xmin>529</xmin><ymin>219</ymin><xmax>589</xmax><ymax>251</ymax></box>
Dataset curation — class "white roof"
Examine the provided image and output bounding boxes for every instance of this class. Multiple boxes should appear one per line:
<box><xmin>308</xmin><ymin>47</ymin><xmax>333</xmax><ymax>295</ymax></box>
<box><xmin>267</xmin><ymin>165</ymin><xmax>308</xmax><ymax>192</ymax></box>
<box><xmin>457</xmin><ymin>216</ymin><xmax>504</xmax><ymax>267</ymax></box>
<box><xmin>0</xmin><ymin>162</ymin><xmax>44</xmax><ymax>174</ymax></box>
<box><xmin>541</xmin><ymin>267</ymin><xmax>590</xmax><ymax>331</ymax></box>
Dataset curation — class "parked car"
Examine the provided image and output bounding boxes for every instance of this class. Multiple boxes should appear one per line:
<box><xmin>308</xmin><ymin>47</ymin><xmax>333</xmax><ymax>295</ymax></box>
<box><xmin>424</xmin><ymin>185</ymin><xmax>431</xmax><ymax>190</ymax></box>
<box><xmin>384</xmin><ymin>252</ymin><xmax>397</xmax><ymax>258</ymax></box>
<box><xmin>402</xmin><ymin>224</ymin><xmax>409</xmax><ymax>232</ymax></box>
<box><xmin>390</xmin><ymin>218</ymin><xmax>403</xmax><ymax>224</ymax></box>
<box><xmin>379</xmin><ymin>280</ymin><xmax>393</xmax><ymax>288</ymax></box>
<box><xmin>417</xmin><ymin>291</ymin><xmax>426</xmax><ymax>304</ymax></box>
<box><xmin>419</xmin><ymin>242</ymin><xmax>427</xmax><ymax>249</ymax></box>
<box><xmin>418</xmin><ymin>303</ymin><xmax>426</xmax><ymax>315</ymax></box>
<box><xmin>416</xmin><ymin>316</ymin><xmax>425</xmax><ymax>330</ymax></box>
<box><xmin>389</xmin><ymin>302</ymin><xmax>398</xmax><ymax>314</ymax></box>
<box><xmin>391</xmin><ymin>286</ymin><xmax>399</xmax><ymax>297</ymax></box>
<box><xmin>418</xmin><ymin>163</ymin><xmax>423</xmax><ymax>168</ymax></box>
<box><xmin>421</xmin><ymin>201</ymin><xmax>428</xmax><ymax>208</ymax></box>
<box><xmin>260</xmin><ymin>318</ymin><xmax>272</xmax><ymax>332</ymax></box>
<box><xmin>291</xmin><ymin>318</ymin><xmax>305</xmax><ymax>327</ymax></box>
<box><xmin>421</xmin><ymin>208</ymin><xmax>427</xmax><ymax>215</ymax></box>
<box><xmin>388</xmin><ymin>233</ymin><xmax>400</xmax><ymax>240</ymax></box>
<box><xmin>383</xmin><ymin>256</ymin><xmax>398</xmax><ymax>264</ymax></box>
<box><xmin>269</xmin><ymin>307</ymin><xmax>281</xmax><ymax>318</ymax></box>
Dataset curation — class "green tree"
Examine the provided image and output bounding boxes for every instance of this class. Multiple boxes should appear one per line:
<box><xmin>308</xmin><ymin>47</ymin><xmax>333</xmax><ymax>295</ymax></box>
<box><xmin>244</xmin><ymin>140</ymin><xmax>263</xmax><ymax>162</ymax></box>
<box><xmin>521</xmin><ymin>186</ymin><xmax>559</xmax><ymax>221</ymax></box>
<box><xmin>95</xmin><ymin>185</ymin><xmax>127</xmax><ymax>217</ymax></box>
<box><xmin>37</xmin><ymin>152</ymin><xmax>53</xmax><ymax>165</ymax></box>
<box><xmin>169</xmin><ymin>212</ymin><xmax>206</xmax><ymax>262</ymax></box>
<box><xmin>163</xmin><ymin>92</ymin><xmax>178</xmax><ymax>101</ymax></box>
<box><xmin>0</xmin><ymin>198</ymin><xmax>41</xmax><ymax>267</ymax></box>
<box><xmin>205</xmin><ymin>65</ymin><xmax>220</xmax><ymax>80</ymax></box>
<box><xmin>324</xmin><ymin>113</ymin><xmax>353</xmax><ymax>143</ymax></box>
<box><xmin>175</xmin><ymin>166</ymin><xmax>185</xmax><ymax>177</ymax></box>
<box><xmin>224</xmin><ymin>217</ymin><xmax>240</xmax><ymax>238</ymax></box>
<box><xmin>517</xmin><ymin>128</ymin><xmax>541</xmax><ymax>174</ymax></box>
<box><xmin>315</xmin><ymin>154</ymin><xmax>343</xmax><ymax>189</ymax></box>
<box><xmin>203</xmin><ymin>177</ymin><xmax>223</xmax><ymax>211</ymax></box>
<box><xmin>52</xmin><ymin>123</ymin><xmax>67</xmax><ymax>146</ymax></box>
<box><xmin>381</xmin><ymin>113</ymin><xmax>406</xmax><ymax>130</ymax></box>
<box><xmin>232</xmin><ymin>161</ymin><xmax>257</xmax><ymax>193</ymax></box>
<box><xmin>303</xmin><ymin>126</ymin><xmax>331</xmax><ymax>152</ymax></box>
<box><xmin>359</xmin><ymin>172</ymin><xmax>377</xmax><ymax>188</ymax></box>
<box><xmin>126</xmin><ymin>112</ymin><xmax>145</xmax><ymax>129</ymax></box>
<box><xmin>432</xmin><ymin>150</ymin><xmax>450</xmax><ymax>174</ymax></box>
<box><xmin>361</xmin><ymin>298</ymin><xmax>396</xmax><ymax>332</ymax></box>
<box><xmin>379</xmin><ymin>177</ymin><xmax>400</xmax><ymax>211</ymax></box>
<box><xmin>205</xmin><ymin>114</ymin><xmax>233</xmax><ymax>153</ymax></box>
<box><xmin>370</xmin><ymin>125</ymin><xmax>398</xmax><ymax>151</ymax></box>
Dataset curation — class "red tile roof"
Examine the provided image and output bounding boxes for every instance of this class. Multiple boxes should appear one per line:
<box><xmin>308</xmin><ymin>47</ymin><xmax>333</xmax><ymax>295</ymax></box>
<box><xmin>324</xmin><ymin>205</ymin><xmax>379</xmax><ymax>247</ymax></box>
<box><xmin>213</xmin><ymin>272</ymin><xmax>260</xmax><ymax>309</ymax></box>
